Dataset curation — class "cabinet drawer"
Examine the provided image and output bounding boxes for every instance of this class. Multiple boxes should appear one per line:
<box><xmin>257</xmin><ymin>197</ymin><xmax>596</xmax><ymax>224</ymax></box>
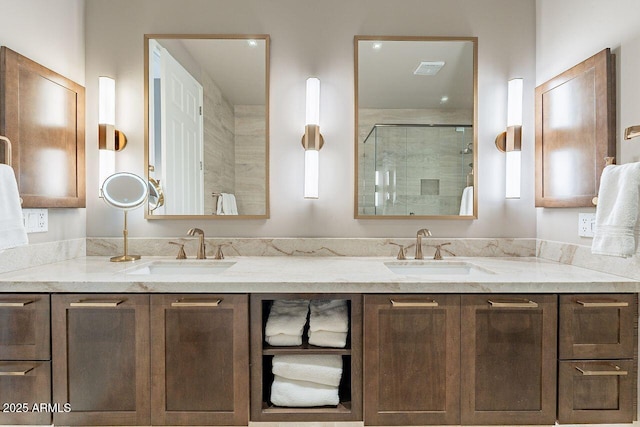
<box><xmin>558</xmin><ymin>360</ymin><xmax>634</xmax><ymax>424</ymax></box>
<box><xmin>0</xmin><ymin>294</ymin><xmax>50</xmax><ymax>360</ymax></box>
<box><xmin>559</xmin><ymin>294</ymin><xmax>636</xmax><ymax>359</ymax></box>
<box><xmin>0</xmin><ymin>361</ymin><xmax>51</xmax><ymax>425</ymax></box>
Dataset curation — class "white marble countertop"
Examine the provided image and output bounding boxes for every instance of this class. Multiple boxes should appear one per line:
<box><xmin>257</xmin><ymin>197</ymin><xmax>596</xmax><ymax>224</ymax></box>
<box><xmin>0</xmin><ymin>255</ymin><xmax>637</xmax><ymax>293</ymax></box>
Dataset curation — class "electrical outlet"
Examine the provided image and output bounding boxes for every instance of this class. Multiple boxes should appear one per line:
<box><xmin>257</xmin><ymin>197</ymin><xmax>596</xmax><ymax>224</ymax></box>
<box><xmin>578</xmin><ymin>213</ymin><xmax>595</xmax><ymax>238</ymax></box>
<box><xmin>22</xmin><ymin>209</ymin><xmax>48</xmax><ymax>233</ymax></box>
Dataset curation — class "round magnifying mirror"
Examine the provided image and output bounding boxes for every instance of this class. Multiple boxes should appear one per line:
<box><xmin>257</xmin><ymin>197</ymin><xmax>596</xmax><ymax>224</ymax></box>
<box><xmin>101</xmin><ymin>172</ymin><xmax>148</xmax><ymax>262</ymax></box>
<box><xmin>102</xmin><ymin>172</ymin><xmax>149</xmax><ymax>210</ymax></box>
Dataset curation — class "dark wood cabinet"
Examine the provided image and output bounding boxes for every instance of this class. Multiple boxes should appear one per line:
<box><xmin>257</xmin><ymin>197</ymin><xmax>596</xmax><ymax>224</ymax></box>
<box><xmin>150</xmin><ymin>294</ymin><xmax>249</xmax><ymax>425</ymax></box>
<box><xmin>0</xmin><ymin>294</ymin><xmax>51</xmax><ymax>425</ymax></box>
<box><xmin>558</xmin><ymin>360</ymin><xmax>635</xmax><ymax>423</ymax></box>
<box><xmin>558</xmin><ymin>293</ymin><xmax>637</xmax><ymax>424</ymax></box>
<box><xmin>0</xmin><ymin>361</ymin><xmax>51</xmax><ymax>425</ymax></box>
<box><xmin>460</xmin><ymin>294</ymin><xmax>557</xmax><ymax>425</ymax></box>
<box><xmin>363</xmin><ymin>295</ymin><xmax>460</xmax><ymax>426</ymax></box>
<box><xmin>559</xmin><ymin>294</ymin><xmax>636</xmax><ymax>359</ymax></box>
<box><xmin>250</xmin><ymin>293</ymin><xmax>362</xmax><ymax>422</ymax></box>
<box><xmin>0</xmin><ymin>294</ymin><xmax>49</xmax><ymax>360</ymax></box>
<box><xmin>51</xmin><ymin>294</ymin><xmax>150</xmax><ymax>426</ymax></box>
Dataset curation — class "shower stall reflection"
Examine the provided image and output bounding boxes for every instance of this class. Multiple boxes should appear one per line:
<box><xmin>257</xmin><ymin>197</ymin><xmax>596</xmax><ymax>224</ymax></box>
<box><xmin>359</xmin><ymin>124</ymin><xmax>473</xmax><ymax>216</ymax></box>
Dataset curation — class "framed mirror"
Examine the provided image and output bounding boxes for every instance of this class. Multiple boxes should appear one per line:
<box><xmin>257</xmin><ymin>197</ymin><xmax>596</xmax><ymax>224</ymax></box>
<box><xmin>144</xmin><ymin>34</ymin><xmax>269</xmax><ymax>219</ymax></box>
<box><xmin>354</xmin><ymin>36</ymin><xmax>477</xmax><ymax>219</ymax></box>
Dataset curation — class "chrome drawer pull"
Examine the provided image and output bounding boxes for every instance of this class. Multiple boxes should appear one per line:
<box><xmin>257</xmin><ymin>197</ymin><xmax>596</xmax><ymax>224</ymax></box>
<box><xmin>0</xmin><ymin>366</ymin><xmax>34</xmax><ymax>376</ymax></box>
<box><xmin>576</xmin><ymin>365</ymin><xmax>628</xmax><ymax>376</ymax></box>
<box><xmin>0</xmin><ymin>300</ymin><xmax>33</xmax><ymax>307</ymax></box>
<box><xmin>390</xmin><ymin>299</ymin><xmax>438</xmax><ymax>307</ymax></box>
<box><xmin>172</xmin><ymin>299</ymin><xmax>221</xmax><ymax>307</ymax></box>
<box><xmin>70</xmin><ymin>300</ymin><xmax>123</xmax><ymax>307</ymax></box>
<box><xmin>488</xmin><ymin>299</ymin><xmax>538</xmax><ymax>308</ymax></box>
<box><xmin>576</xmin><ymin>300</ymin><xmax>629</xmax><ymax>308</ymax></box>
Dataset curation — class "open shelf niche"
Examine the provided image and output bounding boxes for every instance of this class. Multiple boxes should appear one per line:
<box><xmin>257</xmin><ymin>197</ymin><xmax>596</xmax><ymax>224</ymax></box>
<box><xmin>249</xmin><ymin>293</ymin><xmax>362</xmax><ymax>422</ymax></box>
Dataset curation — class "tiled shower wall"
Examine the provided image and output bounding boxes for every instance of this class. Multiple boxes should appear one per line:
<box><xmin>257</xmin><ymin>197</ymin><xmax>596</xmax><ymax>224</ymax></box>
<box><xmin>357</xmin><ymin>108</ymin><xmax>473</xmax><ymax>215</ymax></box>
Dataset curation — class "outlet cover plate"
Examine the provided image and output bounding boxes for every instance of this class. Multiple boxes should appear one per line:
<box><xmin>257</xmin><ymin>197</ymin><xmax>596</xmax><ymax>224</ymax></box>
<box><xmin>578</xmin><ymin>213</ymin><xmax>596</xmax><ymax>238</ymax></box>
<box><xmin>23</xmin><ymin>209</ymin><xmax>48</xmax><ymax>233</ymax></box>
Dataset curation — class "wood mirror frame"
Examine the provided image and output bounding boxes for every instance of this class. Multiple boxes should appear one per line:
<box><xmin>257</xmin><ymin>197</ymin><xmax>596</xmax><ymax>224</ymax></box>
<box><xmin>144</xmin><ymin>34</ymin><xmax>269</xmax><ymax>219</ymax></box>
<box><xmin>354</xmin><ymin>36</ymin><xmax>478</xmax><ymax>220</ymax></box>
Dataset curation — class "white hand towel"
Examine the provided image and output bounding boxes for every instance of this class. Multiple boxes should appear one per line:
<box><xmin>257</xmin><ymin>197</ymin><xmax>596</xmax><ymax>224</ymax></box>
<box><xmin>216</xmin><ymin>193</ymin><xmax>238</xmax><ymax>215</ymax></box>
<box><xmin>265</xmin><ymin>299</ymin><xmax>310</xmax><ymax>337</ymax></box>
<box><xmin>265</xmin><ymin>333</ymin><xmax>302</xmax><ymax>347</ymax></box>
<box><xmin>591</xmin><ymin>163</ymin><xmax>640</xmax><ymax>257</ymax></box>
<box><xmin>0</xmin><ymin>164</ymin><xmax>28</xmax><ymax>251</ymax></box>
<box><xmin>308</xmin><ymin>330</ymin><xmax>348</xmax><ymax>348</ymax></box>
<box><xmin>270</xmin><ymin>375</ymin><xmax>339</xmax><ymax>407</ymax></box>
<box><xmin>459</xmin><ymin>185</ymin><xmax>474</xmax><ymax>215</ymax></box>
<box><xmin>272</xmin><ymin>354</ymin><xmax>343</xmax><ymax>387</ymax></box>
<box><xmin>309</xmin><ymin>299</ymin><xmax>349</xmax><ymax>333</ymax></box>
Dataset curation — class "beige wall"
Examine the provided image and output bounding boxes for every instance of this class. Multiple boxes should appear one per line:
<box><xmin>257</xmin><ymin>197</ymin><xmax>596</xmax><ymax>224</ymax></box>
<box><xmin>85</xmin><ymin>0</ymin><xmax>536</xmax><ymax>238</ymax></box>
<box><xmin>0</xmin><ymin>0</ymin><xmax>86</xmax><ymax>244</ymax></box>
<box><xmin>535</xmin><ymin>0</ymin><xmax>640</xmax><ymax>245</ymax></box>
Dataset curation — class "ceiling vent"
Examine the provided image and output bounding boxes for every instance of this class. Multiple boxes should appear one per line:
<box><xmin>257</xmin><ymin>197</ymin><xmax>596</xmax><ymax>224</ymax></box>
<box><xmin>413</xmin><ymin>61</ymin><xmax>445</xmax><ymax>76</ymax></box>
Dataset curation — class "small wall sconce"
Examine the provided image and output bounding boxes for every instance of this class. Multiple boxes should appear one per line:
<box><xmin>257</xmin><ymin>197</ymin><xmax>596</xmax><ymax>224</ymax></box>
<box><xmin>302</xmin><ymin>77</ymin><xmax>324</xmax><ymax>199</ymax></box>
<box><xmin>98</xmin><ymin>76</ymin><xmax>127</xmax><ymax>151</ymax></box>
<box><xmin>495</xmin><ymin>78</ymin><xmax>523</xmax><ymax>199</ymax></box>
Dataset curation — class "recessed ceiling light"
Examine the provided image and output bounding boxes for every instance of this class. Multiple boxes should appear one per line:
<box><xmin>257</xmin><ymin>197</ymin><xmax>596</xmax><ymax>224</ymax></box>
<box><xmin>247</xmin><ymin>40</ymin><xmax>258</xmax><ymax>47</ymax></box>
<box><xmin>372</xmin><ymin>42</ymin><xmax>382</xmax><ymax>50</ymax></box>
<box><xmin>414</xmin><ymin>61</ymin><xmax>445</xmax><ymax>76</ymax></box>
<box><xmin>440</xmin><ymin>95</ymin><xmax>449</xmax><ymax>104</ymax></box>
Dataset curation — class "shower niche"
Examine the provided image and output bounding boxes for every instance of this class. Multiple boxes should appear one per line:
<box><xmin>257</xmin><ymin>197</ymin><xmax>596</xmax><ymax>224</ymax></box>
<box><xmin>358</xmin><ymin>124</ymin><xmax>474</xmax><ymax>217</ymax></box>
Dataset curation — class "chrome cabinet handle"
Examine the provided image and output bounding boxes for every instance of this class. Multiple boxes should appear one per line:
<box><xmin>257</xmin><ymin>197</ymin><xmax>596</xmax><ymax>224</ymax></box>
<box><xmin>576</xmin><ymin>365</ymin><xmax>628</xmax><ymax>376</ymax></box>
<box><xmin>70</xmin><ymin>300</ymin><xmax>123</xmax><ymax>307</ymax></box>
<box><xmin>172</xmin><ymin>299</ymin><xmax>221</xmax><ymax>307</ymax></box>
<box><xmin>390</xmin><ymin>299</ymin><xmax>438</xmax><ymax>307</ymax></box>
<box><xmin>488</xmin><ymin>299</ymin><xmax>538</xmax><ymax>308</ymax></box>
<box><xmin>0</xmin><ymin>366</ymin><xmax>34</xmax><ymax>376</ymax></box>
<box><xmin>0</xmin><ymin>300</ymin><xmax>33</xmax><ymax>307</ymax></box>
<box><xmin>576</xmin><ymin>300</ymin><xmax>629</xmax><ymax>308</ymax></box>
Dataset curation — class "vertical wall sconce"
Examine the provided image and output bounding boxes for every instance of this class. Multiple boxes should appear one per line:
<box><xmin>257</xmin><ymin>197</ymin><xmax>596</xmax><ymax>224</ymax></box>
<box><xmin>495</xmin><ymin>78</ymin><xmax>523</xmax><ymax>199</ymax></box>
<box><xmin>302</xmin><ymin>77</ymin><xmax>324</xmax><ymax>199</ymax></box>
<box><xmin>98</xmin><ymin>76</ymin><xmax>127</xmax><ymax>193</ymax></box>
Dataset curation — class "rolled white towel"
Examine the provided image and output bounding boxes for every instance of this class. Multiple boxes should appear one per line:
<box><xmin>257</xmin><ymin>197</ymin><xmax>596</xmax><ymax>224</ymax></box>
<box><xmin>308</xmin><ymin>330</ymin><xmax>348</xmax><ymax>348</ymax></box>
<box><xmin>265</xmin><ymin>334</ymin><xmax>302</xmax><ymax>346</ymax></box>
<box><xmin>272</xmin><ymin>354</ymin><xmax>343</xmax><ymax>387</ymax></box>
<box><xmin>265</xmin><ymin>299</ymin><xmax>309</xmax><ymax>337</ymax></box>
<box><xmin>309</xmin><ymin>299</ymin><xmax>348</xmax><ymax>333</ymax></box>
<box><xmin>270</xmin><ymin>375</ymin><xmax>339</xmax><ymax>407</ymax></box>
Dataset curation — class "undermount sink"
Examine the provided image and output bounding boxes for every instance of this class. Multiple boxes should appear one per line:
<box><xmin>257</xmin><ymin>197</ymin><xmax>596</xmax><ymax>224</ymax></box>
<box><xmin>124</xmin><ymin>260</ymin><xmax>236</xmax><ymax>275</ymax></box>
<box><xmin>384</xmin><ymin>261</ymin><xmax>494</xmax><ymax>276</ymax></box>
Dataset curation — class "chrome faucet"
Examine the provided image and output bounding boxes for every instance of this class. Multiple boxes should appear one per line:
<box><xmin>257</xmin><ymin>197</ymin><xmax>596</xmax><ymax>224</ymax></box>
<box><xmin>187</xmin><ymin>228</ymin><xmax>206</xmax><ymax>259</ymax></box>
<box><xmin>415</xmin><ymin>228</ymin><xmax>432</xmax><ymax>260</ymax></box>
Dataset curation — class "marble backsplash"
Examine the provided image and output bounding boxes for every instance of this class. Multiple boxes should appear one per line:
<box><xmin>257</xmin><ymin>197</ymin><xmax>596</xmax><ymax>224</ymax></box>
<box><xmin>87</xmin><ymin>237</ymin><xmax>536</xmax><ymax>258</ymax></box>
<box><xmin>0</xmin><ymin>238</ymin><xmax>85</xmax><ymax>274</ymax></box>
<box><xmin>537</xmin><ymin>239</ymin><xmax>640</xmax><ymax>281</ymax></box>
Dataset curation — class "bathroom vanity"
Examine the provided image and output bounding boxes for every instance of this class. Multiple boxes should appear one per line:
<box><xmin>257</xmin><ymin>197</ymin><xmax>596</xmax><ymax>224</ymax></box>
<box><xmin>0</xmin><ymin>256</ymin><xmax>637</xmax><ymax>426</ymax></box>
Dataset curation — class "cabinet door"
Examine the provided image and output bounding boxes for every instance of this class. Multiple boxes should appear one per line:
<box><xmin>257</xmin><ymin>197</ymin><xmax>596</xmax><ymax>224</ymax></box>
<box><xmin>51</xmin><ymin>294</ymin><xmax>150</xmax><ymax>426</ymax></box>
<box><xmin>559</xmin><ymin>294</ymin><xmax>636</xmax><ymax>359</ymax></box>
<box><xmin>558</xmin><ymin>360</ymin><xmax>634</xmax><ymax>424</ymax></box>
<box><xmin>364</xmin><ymin>295</ymin><xmax>460</xmax><ymax>425</ymax></box>
<box><xmin>0</xmin><ymin>361</ymin><xmax>51</xmax><ymax>425</ymax></box>
<box><xmin>0</xmin><ymin>294</ymin><xmax>49</xmax><ymax>360</ymax></box>
<box><xmin>461</xmin><ymin>294</ymin><xmax>557</xmax><ymax>425</ymax></box>
<box><xmin>150</xmin><ymin>294</ymin><xmax>249</xmax><ymax>426</ymax></box>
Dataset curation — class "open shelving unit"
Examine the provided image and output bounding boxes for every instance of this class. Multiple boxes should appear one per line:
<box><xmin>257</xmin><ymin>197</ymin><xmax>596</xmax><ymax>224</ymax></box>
<box><xmin>250</xmin><ymin>293</ymin><xmax>362</xmax><ymax>422</ymax></box>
